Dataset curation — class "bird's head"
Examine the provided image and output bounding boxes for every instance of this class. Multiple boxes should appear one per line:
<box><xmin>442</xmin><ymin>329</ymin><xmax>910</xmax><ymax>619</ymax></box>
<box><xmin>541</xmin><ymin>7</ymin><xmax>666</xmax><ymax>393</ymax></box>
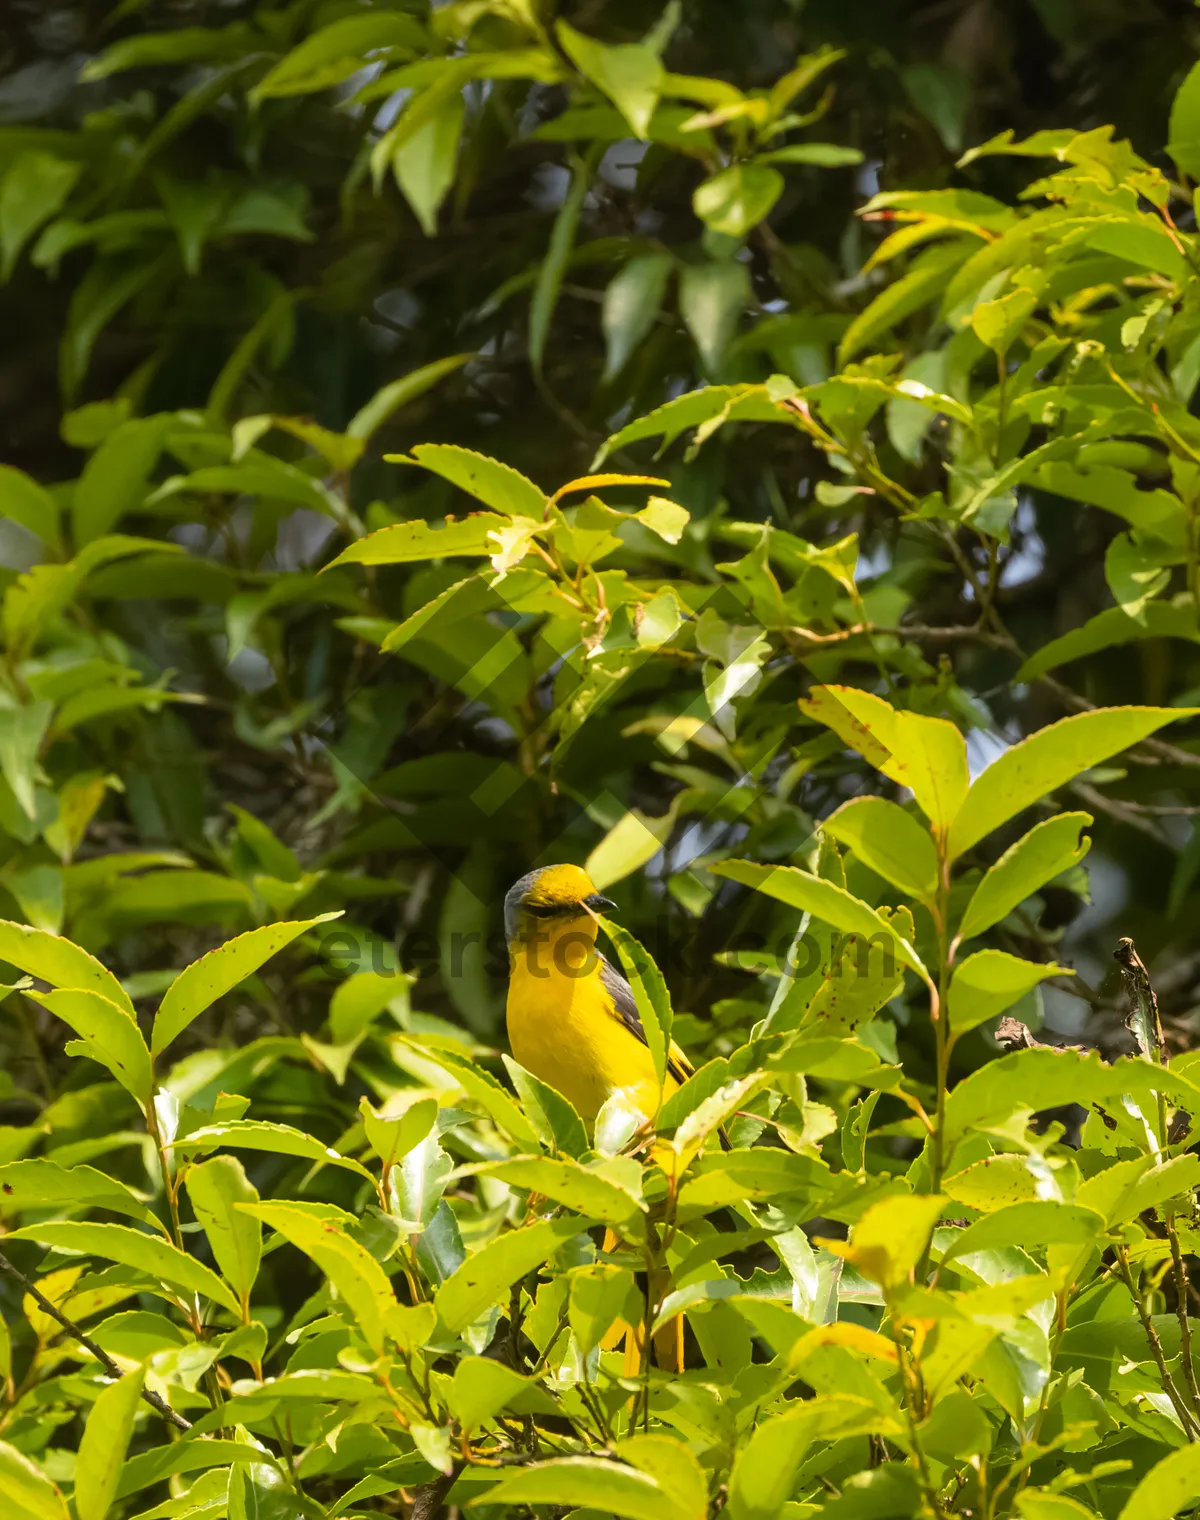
<box><xmin>503</xmin><ymin>864</ymin><xmax>615</xmax><ymax>946</ymax></box>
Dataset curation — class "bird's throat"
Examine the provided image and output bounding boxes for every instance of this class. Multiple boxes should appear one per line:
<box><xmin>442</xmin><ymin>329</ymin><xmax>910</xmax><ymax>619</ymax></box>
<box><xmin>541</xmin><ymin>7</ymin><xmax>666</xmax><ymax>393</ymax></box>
<box><xmin>511</xmin><ymin>910</ymin><xmax>599</xmax><ymax>979</ymax></box>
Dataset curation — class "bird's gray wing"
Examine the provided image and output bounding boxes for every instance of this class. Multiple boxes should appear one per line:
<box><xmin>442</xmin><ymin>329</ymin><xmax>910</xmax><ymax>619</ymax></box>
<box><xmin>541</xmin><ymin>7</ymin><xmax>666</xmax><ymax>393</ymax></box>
<box><xmin>598</xmin><ymin>954</ymin><xmax>691</xmax><ymax>1086</ymax></box>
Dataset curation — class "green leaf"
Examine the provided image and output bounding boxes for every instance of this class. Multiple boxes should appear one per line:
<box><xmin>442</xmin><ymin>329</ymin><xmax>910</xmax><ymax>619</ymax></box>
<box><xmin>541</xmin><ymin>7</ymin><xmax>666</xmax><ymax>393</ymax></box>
<box><xmin>28</xmin><ymin>988</ymin><xmax>152</xmax><ymax>1106</ymax></box>
<box><xmin>411</xmin><ymin>1041</ymin><xmax>542</xmax><ymax>1150</ymax></box>
<box><xmin>1168</xmin><ymin>61</ymin><xmax>1200</xmax><ymax>180</ymax></box>
<box><xmin>389</xmin><ymin>1302</ymin><xmax>437</xmax><ymax>1354</ymax></box>
<box><xmin>557</xmin><ymin>24</ymin><xmax>664</xmax><ymax>139</ymax></box>
<box><xmin>1028</xmin><ymin>460</ymin><xmax>1183</xmax><ymax>539</ymax></box>
<box><xmin>228</xmin><ymin>1464</ymin><xmax>300</xmax><ymax>1520</ymax></box>
<box><xmin>0</xmin><ymin>152</ymin><xmax>81</xmax><ymax>282</ymax></box>
<box><xmin>693</xmin><ymin>165</ymin><xmax>783</xmax><ymax>238</ymax></box>
<box><xmin>821</xmin><ymin>797</ymin><xmax>938</xmax><ymax>899</ymax></box>
<box><xmin>602</xmin><ymin>254</ymin><xmax>673</xmax><ymax>380</ymax></box>
<box><xmin>76</xmin><ymin>1365</ymin><xmax>145</xmax><ymax>1520</ymax></box>
<box><xmin>171</xmin><ymin>1120</ymin><xmax>374</xmax><ymax>1182</ymax></box>
<box><xmin>943</xmin><ymin>1045</ymin><xmax>1200</xmax><ymax>1153</ymax></box>
<box><xmin>970</xmin><ymin>286</ymin><xmax>1038</xmax><ymax>353</ymax></box>
<box><xmin>81</xmin><ymin>25</ymin><xmax>251</xmax><ymax>79</ymax></box>
<box><xmin>329</xmin><ymin>970</ymin><xmax>408</xmax><ymax>1043</ymax></box>
<box><xmin>0</xmin><ymin>702</ymin><xmax>51</xmax><ymax>820</ymax></box>
<box><xmin>252</xmin><ymin>14</ymin><xmax>427</xmax><ymax>100</ymax></box>
<box><xmin>677</xmin><ymin>1147</ymin><xmax>832</xmax><ymax>1214</ymax></box>
<box><xmin>393</xmin><ymin>93</ymin><xmax>464</xmax><ymax>237</ymax></box>
<box><xmin>449</xmin><ymin>1357</ymin><xmax>539</xmax><ymax>1433</ymax></box>
<box><xmin>957</xmin><ymin>813</ymin><xmax>1092</xmax><ymax>943</ymax></box>
<box><xmin>839</xmin><ymin>241</ymin><xmax>970</xmax><ymax>363</ymax></box>
<box><xmin>757</xmin><ymin>143</ymin><xmax>863</xmax><ymax>166</ymax></box>
<box><xmin>726</xmin><ymin>1397</ymin><xmax>896</xmax><ymax>1520</ymax></box>
<box><xmin>115</xmin><ymin>1443</ymin><xmax>261</xmax><ymax>1501</ymax></box>
<box><xmin>592</xmin><ymin>383</ymin><xmax>781</xmax><ymax>465</ymax></box>
<box><xmin>1085</xmin><ymin>219</ymin><xmax>1187</xmax><ymax>281</ymax></box>
<box><xmin>152</xmin><ymin>912</ymin><xmax>341</xmax><ymax>1057</ymax></box>
<box><xmin>831</xmin><ymin>1192</ymin><xmax>947</xmax><ymax>1288</ymax></box>
<box><xmin>6</xmin><ymin>1221</ymin><xmax>240</xmax><ymax>1315</ymax></box>
<box><xmin>470</xmin><ymin>1156</ymin><xmax>645</xmax><ymax>1227</ymax></box>
<box><xmin>710</xmin><ymin>859</ymin><xmax>927</xmax><ymax>977</ymax></box>
<box><xmin>327</xmin><ymin>515</ymin><xmax>509</xmax><ymax>568</ymax></box>
<box><xmin>679</xmin><ymin>261</ymin><xmax>751</xmax><ymax>373</ymax></box>
<box><xmin>0</xmin><ymin>1158</ymin><xmax>159</xmax><ymax>1227</ymax></box>
<box><xmin>0</xmin><ymin>900</ymin><xmax>140</xmax><ymax>1007</ymax></box>
<box><xmin>1078</xmin><ymin>1153</ymin><xmax>1200</xmax><ymax>1227</ymax></box>
<box><xmin>1016</xmin><ymin>602</ymin><xmax>1200</xmax><ymax>681</ymax></box>
<box><xmin>501</xmin><ymin>1057</ymin><xmax>589</xmax><ymax>1158</ymax></box>
<box><xmin>477</xmin><ymin>1457</ymin><xmax>678</xmax><ymax>1520</ymax></box>
<box><xmin>597</xmin><ymin>915</ymin><xmax>672</xmax><ymax>1089</ymax></box>
<box><xmin>637</xmin><ymin>496</ymin><xmax>689</xmax><ymax>543</ymax></box>
<box><xmin>62</xmin><ymin>255</ymin><xmax>159</xmax><ymax>401</ymax></box>
<box><xmin>345</xmin><ymin>355</ymin><xmax>471</xmax><ymax>441</ymax></box>
<box><xmin>1118</xmin><ymin>1436</ymin><xmax>1200</xmax><ymax>1518</ymax></box>
<box><xmin>185</xmin><ymin>1156</ymin><xmax>260</xmax><ymax>1308</ymax></box>
<box><xmin>1017</xmin><ymin>1493</ymin><xmax>1104</xmax><ymax>1520</ymax></box>
<box><xmin>73</xmin><ymin>415</ymin><xmax>173</xmax><ymax>546</ymax></box>
<box><xmin>617</xmin><ymin>1436</ymin><xmax>708</xmax><ymax>1520</ymax></box>
<box><xmin>798</xmin><ymin>908</ymin><xmax>911</xmax><ymax>1039</ymax></box>
<box><xmin>0</xmin><ymin>1441</ymin><xmax>69</xmax><ymax>1520</ymax></box>
<box><xmin>399</xmin><ymin>443</ymin><xmax>546</xmax><ymax>518</ymax></box>
<box><xmin>799</xmin><ymin>686</ymin><xmax>968</xmax><ymax>835</ymax></box>
<box><xmin>5</xmin><ymin>864</ymin><xmax>61</xmax><ymax>934</ymax></box>
<box><xmin>0</xmin><ymin>465</ymin><xmax>59</xmax><ymax>548</ymax></box>
<box><xmin>943</xmin><ymin>1155</ymin><xmax>1044</xmax><ymax>1213</ymax></box>
<box><xmin>4</xmin><ymin>536</ymin><xmax>171</xmax><ymax>658</ymax></box>
<box><xmin>239</xmin><ymin>1202</ymin><xmax>396</xmax><ymax>1353</ymax></box>
<box><xmin>153</xmin><ymin>462</ymin><xmax>332</xmax><ymax>512</ymax></box>
<box><xmin>1105</xmin><ymin>531</ymin><xmax>1174</xmax><ymax>622</ymax></box>
<box><xmin>91</xmin><ymin>1310</ymin><xmax>188</xmax><ymax>1362</ymax></box>
<box><xmin>940</xmin><ymin>1202</ymin><xmax>1104</xmax><ymax>1263</ymax></box>
<box><xmin>901</xmin><ymin>63</ymin><xmax>970</xmax><ymax>152</ymax></box>
<box><xmin>530</xmin><ymin>154</ymin><xmax>591</xmax><ymax>372</ymax></box>
<box><xmin>569</xmin><ymin>1262</ymin><xmax>639</xmax><ymax>1355</ymax></box>
<box><xmin>947</xmin><ymin>707</ymin><xmax>1199</xmax><ymax>859</ymax></box>
<box><xmin>359</xmin><ymin>1096</ymin><xmax>437</xmax><ymax>1171</ymax></box>
<box><xmin>947</xmin><ymin>952</ymin><xmax>1072</xmax><ymax>1036</ymax></box>
<box><xmin>435</xmin><ymin>1218</ymin><xmax>587</xmax><ymax>1332</ymax></box>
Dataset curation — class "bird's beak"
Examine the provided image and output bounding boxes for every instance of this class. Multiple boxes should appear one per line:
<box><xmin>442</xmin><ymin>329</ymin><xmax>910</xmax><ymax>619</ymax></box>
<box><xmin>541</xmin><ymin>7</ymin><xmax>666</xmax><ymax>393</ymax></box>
<box><xmin>584</xmin><ymin>892</ymin><xmax>617</xmax><ymax>913</ymax></box>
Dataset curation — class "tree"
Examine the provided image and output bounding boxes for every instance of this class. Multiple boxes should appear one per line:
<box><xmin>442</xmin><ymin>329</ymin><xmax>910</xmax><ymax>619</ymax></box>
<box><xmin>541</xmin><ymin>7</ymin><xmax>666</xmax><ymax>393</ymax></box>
<box><xmin>1</xmin><ymin>4</ymin><xmax>1200</xmax><ymax>1517</ymax></box>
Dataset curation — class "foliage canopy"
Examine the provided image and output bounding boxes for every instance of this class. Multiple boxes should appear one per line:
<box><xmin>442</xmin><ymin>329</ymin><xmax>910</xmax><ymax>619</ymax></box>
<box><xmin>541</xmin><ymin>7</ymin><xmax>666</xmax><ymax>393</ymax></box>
<box><xmin>2</xmin><ymin>3</ymin><xmax>1200</xmax><ymax>1518</ymax></box>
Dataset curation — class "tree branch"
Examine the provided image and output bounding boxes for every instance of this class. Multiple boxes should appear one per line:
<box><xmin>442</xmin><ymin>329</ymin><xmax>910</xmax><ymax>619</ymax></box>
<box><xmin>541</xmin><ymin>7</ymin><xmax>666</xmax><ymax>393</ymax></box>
<box><xmin>0</xmin><ymin>1248</ymin><xmax>192</xmax><ymax>1432</ymax></box>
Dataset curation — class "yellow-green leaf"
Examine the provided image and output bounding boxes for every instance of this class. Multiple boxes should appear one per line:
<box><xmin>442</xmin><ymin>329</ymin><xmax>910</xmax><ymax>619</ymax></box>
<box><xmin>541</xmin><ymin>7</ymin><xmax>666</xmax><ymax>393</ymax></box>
<box><xmin>5</xmin><ymin>1221</ymin><xmax>240</xmax><ymax>1316</ymax></box>
<box><xmin>153</xmin><ymin>912</ymin><xmax>342</xmax><ymax>1056</ymax></box>
<box><xmin>76</xmin><ymin>1365</ymin><xmax>145</xmax><ymax>1520</ymax></box>
<box><xmin>435</xmin><ymin>1218</ymin><xmax>587</xmax><ymax>1333</ymax></box>
<box><xmin>239</xmin><ymin>1202</ymin><xmax>396</xmax><ymax>1353</ymax></box>
<box><xmin>948</xmin><ymin>707</ymin><xmax>1199</xmax><ymax>859</ymax></box>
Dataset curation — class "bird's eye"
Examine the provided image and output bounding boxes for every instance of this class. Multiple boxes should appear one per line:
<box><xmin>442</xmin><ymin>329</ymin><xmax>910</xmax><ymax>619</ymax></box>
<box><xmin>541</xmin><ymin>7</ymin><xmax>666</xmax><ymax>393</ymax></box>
<box><xmin>522</xmin><ymin>901</ymin><xmax>569</xmax><ymax>917</ymax></box>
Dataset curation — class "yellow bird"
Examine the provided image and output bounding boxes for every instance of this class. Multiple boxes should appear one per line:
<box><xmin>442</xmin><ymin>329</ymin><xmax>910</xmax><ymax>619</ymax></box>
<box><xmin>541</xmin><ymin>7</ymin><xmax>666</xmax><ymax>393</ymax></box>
<box><xmin>504</xmin><ymin>862</ymin><xmax>693</xmax><ymax>1373</ymax></box>
<box><xmin>504</xmin><ymin>863</ymin><xmax>692</xmax><ymax>1125</ymax></box>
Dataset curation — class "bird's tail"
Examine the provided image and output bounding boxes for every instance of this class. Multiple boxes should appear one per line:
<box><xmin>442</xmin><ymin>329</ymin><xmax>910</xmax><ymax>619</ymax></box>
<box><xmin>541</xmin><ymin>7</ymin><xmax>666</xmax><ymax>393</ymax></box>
<box><xmin>598</xmin><ymin>1228</ymin><xmax>683</xmax><ymax>1373</ymax></box>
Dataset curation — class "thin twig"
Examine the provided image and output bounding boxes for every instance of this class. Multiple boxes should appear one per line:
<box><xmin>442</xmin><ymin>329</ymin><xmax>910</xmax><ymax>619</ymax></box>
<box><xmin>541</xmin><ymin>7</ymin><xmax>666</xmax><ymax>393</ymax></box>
<box><xmin>0</xmin><ymin>1248</ymin><xmax>192</xmax><ymax>1431</ymax></box>
<box><xmin>1070</xmin><ymin>783</ymin><xmax>1172</xmax><ymax>845</ymax></box>
<box><xmin>787</xmin><ymin>621</ymin><xmax>1008</xmax><ymax>649</ymax></box>
<box><xmin>1039</xmin><ymin>674</ymin><xmax>1200</xmax><ymax>769</ymax></box>
<box><xmin>1167</xmin><ymin>1220</ymin><xmax>1200</xmax><ymax>1420</ymax></box>
<box><xmin>1090</xmin><ymin>798</ymin><xmax>1200</xmax><ymax>817</ymax></box>
<box><xmin>1115</xmin><ymin>1245</ymin><xmax>1200</xmax><ymax>1441</ymax></box>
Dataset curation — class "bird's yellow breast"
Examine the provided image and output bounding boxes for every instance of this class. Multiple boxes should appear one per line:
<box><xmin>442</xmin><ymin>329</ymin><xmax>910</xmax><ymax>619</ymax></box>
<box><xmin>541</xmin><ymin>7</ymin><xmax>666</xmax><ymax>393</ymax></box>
<box><xmin>505</xmin><ymin>917</ymin><xmax>672</xmax><ymax>1123</ymax></box>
